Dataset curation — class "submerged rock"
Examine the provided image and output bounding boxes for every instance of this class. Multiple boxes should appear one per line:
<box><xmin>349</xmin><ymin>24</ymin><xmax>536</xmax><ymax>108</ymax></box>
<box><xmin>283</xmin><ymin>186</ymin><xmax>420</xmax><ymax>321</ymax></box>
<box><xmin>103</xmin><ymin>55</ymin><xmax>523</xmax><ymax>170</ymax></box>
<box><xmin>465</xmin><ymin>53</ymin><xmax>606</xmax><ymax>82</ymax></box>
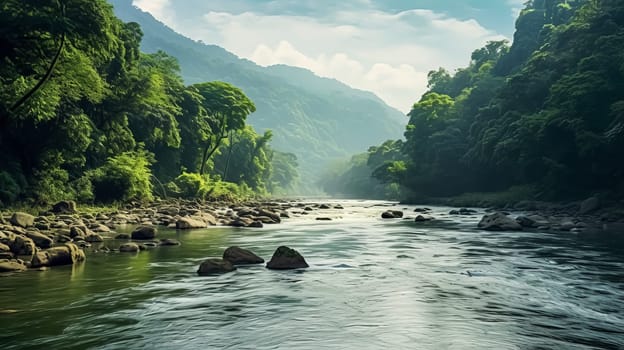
<box><xmin>197</xmin><ymin>258</ymin><xmax>236</xmax><ymax>275</ymax></box>
<box><xmin>266</xmin><ymin>246</ymin><xmax>309</xmax><ymax>270</ymax></box>
<box><xmin>119</xmin><ymin>242</ymin><xmax>140</xmax><ymax>253</ymax></box>
<box><xmin>223</xmin><ymin>246</ymin><xmax>264</xmax><ymax>265</ymax></box>
<box><xmin>414</xmin><ymin>215</ymin><xmax>434</xmax><ymax>222</ymax></box>
<box><xmin>159</xmin><ymin>239</ymin><xmax>181</xmax><ymax>246</ymax></box>
<box><xmin>478</xmin><ymin>212</ymin><xmax>522</xmax><ymax>231</ymax></box>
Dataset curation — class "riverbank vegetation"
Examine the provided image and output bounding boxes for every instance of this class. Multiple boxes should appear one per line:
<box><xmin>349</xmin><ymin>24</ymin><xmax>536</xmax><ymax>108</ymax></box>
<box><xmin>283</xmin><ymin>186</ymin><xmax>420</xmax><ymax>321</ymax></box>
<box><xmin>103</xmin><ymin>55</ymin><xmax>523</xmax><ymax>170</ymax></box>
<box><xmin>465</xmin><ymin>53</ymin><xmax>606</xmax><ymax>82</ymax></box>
<box><xmin>0</xmin><ymin>0</ymin><xmax>298</xmax><ymax>206</ymax></box>
<box><xmin>322</xmin><ymin>0</ymin><xmax>624</xmax><ymax>204</ymax></box>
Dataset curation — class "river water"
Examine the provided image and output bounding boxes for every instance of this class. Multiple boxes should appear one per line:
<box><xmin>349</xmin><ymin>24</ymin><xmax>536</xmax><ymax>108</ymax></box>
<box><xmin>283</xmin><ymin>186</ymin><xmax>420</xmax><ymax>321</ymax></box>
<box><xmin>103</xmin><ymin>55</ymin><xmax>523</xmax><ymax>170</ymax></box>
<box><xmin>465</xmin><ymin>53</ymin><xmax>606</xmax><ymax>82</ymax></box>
<box><xmin>1</xmin><ymin>200</ymin><xmax>623</xmax><ymax>349</ymax></box>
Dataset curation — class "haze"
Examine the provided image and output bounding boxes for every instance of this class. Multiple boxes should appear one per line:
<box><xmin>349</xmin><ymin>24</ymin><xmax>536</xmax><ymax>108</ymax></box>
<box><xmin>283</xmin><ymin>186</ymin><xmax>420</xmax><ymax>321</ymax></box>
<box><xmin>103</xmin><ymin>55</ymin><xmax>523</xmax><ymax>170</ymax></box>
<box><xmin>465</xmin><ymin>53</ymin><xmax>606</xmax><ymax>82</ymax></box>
<box><xmin>133</xmin><ymin>0</ymin><xmax>522</xmax><ymax>112</ymax></box>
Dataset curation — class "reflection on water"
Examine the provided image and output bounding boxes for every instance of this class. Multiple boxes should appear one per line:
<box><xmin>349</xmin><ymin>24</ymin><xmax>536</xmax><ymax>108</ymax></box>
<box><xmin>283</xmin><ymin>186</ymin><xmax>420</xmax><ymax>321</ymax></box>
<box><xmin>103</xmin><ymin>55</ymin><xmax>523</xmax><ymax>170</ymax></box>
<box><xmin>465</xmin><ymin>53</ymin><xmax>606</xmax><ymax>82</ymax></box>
<box><xmin>1</xmin><ymin>200</ymin><xmax>623</xmax><ymax>349</ymax></box>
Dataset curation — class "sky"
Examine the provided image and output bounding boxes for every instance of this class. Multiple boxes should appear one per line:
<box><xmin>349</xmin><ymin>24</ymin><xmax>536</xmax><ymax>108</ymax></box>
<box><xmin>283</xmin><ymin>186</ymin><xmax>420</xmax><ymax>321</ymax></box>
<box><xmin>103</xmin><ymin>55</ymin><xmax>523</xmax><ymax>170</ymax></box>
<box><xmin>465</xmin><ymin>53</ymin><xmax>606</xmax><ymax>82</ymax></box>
<box><xmin>132</xmin><ymin>0</ymin><xmax>525</xmax><ymax>112</ymax></box>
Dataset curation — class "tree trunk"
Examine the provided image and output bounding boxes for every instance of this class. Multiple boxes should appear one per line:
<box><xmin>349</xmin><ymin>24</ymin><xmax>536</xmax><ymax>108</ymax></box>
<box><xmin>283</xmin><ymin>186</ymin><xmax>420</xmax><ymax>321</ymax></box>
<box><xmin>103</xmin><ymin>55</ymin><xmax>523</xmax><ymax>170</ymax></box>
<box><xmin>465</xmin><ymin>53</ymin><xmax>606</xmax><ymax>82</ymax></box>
<box><xmin>222</xmin><ymin>131</ymin><xmax>234</xmax><ymax>181</ymax></box>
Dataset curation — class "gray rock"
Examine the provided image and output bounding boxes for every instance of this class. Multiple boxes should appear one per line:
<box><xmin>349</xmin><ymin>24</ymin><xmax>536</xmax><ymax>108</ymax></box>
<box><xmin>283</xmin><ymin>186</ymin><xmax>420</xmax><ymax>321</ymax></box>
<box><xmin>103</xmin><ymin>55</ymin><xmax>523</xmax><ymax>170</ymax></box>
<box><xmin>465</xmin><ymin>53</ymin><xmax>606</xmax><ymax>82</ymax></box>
<box><xmin>10</xmin><ymin>212</ymin><xmax>35</xmax><ymax>228</ymax></box>
<box><xmin>381</xmin><ymin>210</ymin><xmax>403</xmax><ymax>219</ymax></box>
<box><xmin>114</xmin><ymin>233</ymin><xmax>131</xmax><ymax>240</ymax></box>
<box><xmin>478</xmin><ymin>212</ymin><xmax>522</xmax><ymax>231</ymax></box>
<box><xmin>579</xmin><ymin>196</ymin><xmax>600</xmax><ymax>214</ymax></box>
<box><xmin>266</xmin><ymin>246</ymin><xmax>309</xmax><ymax>270</ymax></box>
<box><xmin>176</xmin><ymin>217</ymin><xmax>207</xmax><ymax>229</ymax></box>
<box><xmin>159</xmin><ymin>239</ymin><xmax>181</xmax><ymax>246</ymax></box>
<box><xmin>31</xmin><ymin>243</ymin><xmax>85</xmax><ymax>267</ymax></box>
<box><xmin>51</xmin><ymin>201</ymin><xmax>77</xmax><ymax>214</ymax></box>
<box><xmin>560</xmin><ymin>220</ymin><xmax>575</xmax><ymax>231</ymax></box>
<box><xmin>119</xmin><ymin>243</ymin><xmax>140</xmax><ymax>253</ymax></box>
<box><xmin>223</xmin><ymin>246</ymin><xmax>264</xmax><ymax>265</ymax></box>
<box><xmin>414</xmin><ymin>215</ymin><xmax>434</xmax><ymax>222</ymax></box>
<box><xmin>197</xmin><ymin>258</ymin><xmax>236</xmax><ymax>275</ymax></box>
<box><xmin>25</xmin><ymin>231</ymin><xmax>53</xmax><ymax>249</ymax></box>
<box><xmin>131</xmin><ymin>225</ymin><xmax>157</xmax><ymax>240</ymax></box>
<box><xmin>257</xmin><ymin>209</ymin><xmax>281</xmax><ymax>223</ymax></box>
<box><xmin>85</xmin><ymin>234</ymin><xmax>104</xmax><ymax>243</ymax></box>
<box><xmin>0</xmin><ymin>259</ymin><xmax>27</xmax><ymax>272</ymax></box>
<box><xmin>516</xmin><ymin>215</ymin><xmax>549</xmax><ymax>228</ymax></box>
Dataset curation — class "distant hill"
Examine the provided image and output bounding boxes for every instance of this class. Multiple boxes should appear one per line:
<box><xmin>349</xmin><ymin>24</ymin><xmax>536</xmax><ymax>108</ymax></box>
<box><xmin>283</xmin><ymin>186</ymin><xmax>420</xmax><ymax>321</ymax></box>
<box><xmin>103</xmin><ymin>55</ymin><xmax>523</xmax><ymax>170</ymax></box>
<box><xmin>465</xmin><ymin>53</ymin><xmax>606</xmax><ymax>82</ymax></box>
<box><xmin>109</xmin><ymin>0</ymin><xmax>406</xmax><ymax>186</ymax></box>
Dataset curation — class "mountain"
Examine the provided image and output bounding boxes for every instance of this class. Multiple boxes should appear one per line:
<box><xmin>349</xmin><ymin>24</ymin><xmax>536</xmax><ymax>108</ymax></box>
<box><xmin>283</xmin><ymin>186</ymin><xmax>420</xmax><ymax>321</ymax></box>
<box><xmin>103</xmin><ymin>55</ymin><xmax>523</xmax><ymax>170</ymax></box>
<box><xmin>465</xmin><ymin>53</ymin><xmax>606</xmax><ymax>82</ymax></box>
<box><xmin>108</xmin><ymin>0</ymin><xmax>406</xmax><ymax>186</ymax></box>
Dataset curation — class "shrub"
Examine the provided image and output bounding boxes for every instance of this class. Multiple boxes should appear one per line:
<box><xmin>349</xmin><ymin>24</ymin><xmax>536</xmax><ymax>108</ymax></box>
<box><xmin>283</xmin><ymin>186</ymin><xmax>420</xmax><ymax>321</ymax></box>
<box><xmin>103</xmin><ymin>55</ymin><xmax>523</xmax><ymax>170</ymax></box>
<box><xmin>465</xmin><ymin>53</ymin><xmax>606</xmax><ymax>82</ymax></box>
<box><xmin>172</xmin><ymin>172</ymin><xmax>208</xmax><ymax>198</ymax></box>
<box><xmin>90</xmin><ymin>150</ymin><xmax>154</xmax><ymax>203</ymax></box>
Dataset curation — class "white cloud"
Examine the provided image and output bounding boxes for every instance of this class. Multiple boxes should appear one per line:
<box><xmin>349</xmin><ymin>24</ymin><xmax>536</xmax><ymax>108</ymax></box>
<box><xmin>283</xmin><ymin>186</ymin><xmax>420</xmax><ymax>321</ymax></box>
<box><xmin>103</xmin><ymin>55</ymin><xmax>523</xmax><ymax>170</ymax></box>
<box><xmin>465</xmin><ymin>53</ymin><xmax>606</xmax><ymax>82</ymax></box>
<box><xmin>134</xmin><ymin>3</ymin><xmax>507</xmax><ymax>112</ymax></box>
<box><xmin>133</xmin><ymin>0</ymin><xmax>172</xmax><ymax>22</ymax></box>
<box><xmin>507</xmin><ymin>0</ymin><xmax>526</xmax><ymax>19</ymax></box>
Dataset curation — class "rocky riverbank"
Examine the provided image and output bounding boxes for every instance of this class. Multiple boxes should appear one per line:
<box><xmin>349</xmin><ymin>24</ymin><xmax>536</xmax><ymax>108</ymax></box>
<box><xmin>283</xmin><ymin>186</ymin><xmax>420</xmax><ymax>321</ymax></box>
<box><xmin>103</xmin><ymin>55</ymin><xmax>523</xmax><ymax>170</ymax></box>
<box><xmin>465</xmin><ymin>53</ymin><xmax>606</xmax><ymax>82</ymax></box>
<box><xmin>0</xmin><ymin>199</ymin><xmax>342</xmax><ymax>273</ymax></box>
<box><xmin>2</xmin><ymin>197</ymin><xmax>622</xmax><ymax>274</ymax></box>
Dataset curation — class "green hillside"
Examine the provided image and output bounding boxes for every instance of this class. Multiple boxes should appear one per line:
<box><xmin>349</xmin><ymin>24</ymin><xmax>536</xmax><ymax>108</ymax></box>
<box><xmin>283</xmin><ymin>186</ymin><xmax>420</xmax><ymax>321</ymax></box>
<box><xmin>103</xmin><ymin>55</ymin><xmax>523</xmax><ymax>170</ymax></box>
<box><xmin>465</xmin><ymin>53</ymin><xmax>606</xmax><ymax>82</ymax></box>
<box><xmin>109</xmin><ymin>0</ymin><xmax>405</xmax><ymax>185</ymax></box>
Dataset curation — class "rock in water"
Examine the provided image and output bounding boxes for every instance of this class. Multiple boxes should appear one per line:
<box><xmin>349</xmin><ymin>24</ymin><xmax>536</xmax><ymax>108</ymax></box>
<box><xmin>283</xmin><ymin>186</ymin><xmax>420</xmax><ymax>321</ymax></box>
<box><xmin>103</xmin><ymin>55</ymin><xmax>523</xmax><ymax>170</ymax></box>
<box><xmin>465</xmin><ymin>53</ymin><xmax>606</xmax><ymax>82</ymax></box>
<box><xmin>223</xmin><ymin>246</ymin><xmax>264</xmax><ymax>265</ymax></box>
<box><xmin>0</xmin><ymin>260</ymin><xmax>27</xmax><ymax>273</ymax></box>
<box><xmin>131</xmin><ymin>225</ymin><xmax>157</xmax><ymax>240</ymax></box>
<box><xmin>197</xmin><ymin>258</ymin><xmax>236</xmax><ymax>275</ymax></box>
<box><xmin>478</xmin><ymin>212</ymin><xmax>522</xmax><ymax>231</ymax></box>
<box><xmin>175</xmin><ymin>217</ymin><xmax>206</xmax><ymax>229</ymax></box>
<box><xmin>51</xmin><ymin>201</ymin><xmax>77</xmax><ymax>214</ymax></box>
<box><xmin>381</xmin><ymin>210</ymin><xmax>403</xmax><ymax>219</ymax></box>
<box><xmin>119</xmin><ymin>243</ymin><xmax>140</xmax><ymax>252</ymax></box>
<box><xmin>31</xmin><ymin>243</ymin><xmax>85</xmax><ymax>267</ymax></box>
<box><xmin>10</xmin><ymin>212</ymin><xmax>35</xmax><ymax>228</ymax></box>
<box><xmin>266</xmin><ymin>246</ymin><xmax>309</xmax><ymax>270</ymax></box>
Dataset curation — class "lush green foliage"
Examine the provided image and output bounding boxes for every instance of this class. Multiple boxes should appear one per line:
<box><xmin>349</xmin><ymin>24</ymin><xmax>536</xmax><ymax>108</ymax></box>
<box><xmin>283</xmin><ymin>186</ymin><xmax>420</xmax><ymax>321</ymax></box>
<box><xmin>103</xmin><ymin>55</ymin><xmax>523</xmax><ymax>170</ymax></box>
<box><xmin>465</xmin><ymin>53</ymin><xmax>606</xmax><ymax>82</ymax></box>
<box><xmin>0</xmin><ymin>0</ymin><xmax>296</xmax><ymax>204</ymax></box>
<box><xmin>329</xmin><ymin>0</ymin><xmax>624</xmax><ymax>202</ymax></box>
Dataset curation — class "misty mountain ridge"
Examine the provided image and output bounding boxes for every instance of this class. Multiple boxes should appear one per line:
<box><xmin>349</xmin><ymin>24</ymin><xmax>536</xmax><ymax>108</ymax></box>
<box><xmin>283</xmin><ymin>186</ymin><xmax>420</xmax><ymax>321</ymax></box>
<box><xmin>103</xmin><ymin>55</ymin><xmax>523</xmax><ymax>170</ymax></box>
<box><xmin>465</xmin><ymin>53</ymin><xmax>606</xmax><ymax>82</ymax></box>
<box><xmin>109</xmin><ymin>0</ymin><xmax>406</xmax><ymax>184</ymax></box>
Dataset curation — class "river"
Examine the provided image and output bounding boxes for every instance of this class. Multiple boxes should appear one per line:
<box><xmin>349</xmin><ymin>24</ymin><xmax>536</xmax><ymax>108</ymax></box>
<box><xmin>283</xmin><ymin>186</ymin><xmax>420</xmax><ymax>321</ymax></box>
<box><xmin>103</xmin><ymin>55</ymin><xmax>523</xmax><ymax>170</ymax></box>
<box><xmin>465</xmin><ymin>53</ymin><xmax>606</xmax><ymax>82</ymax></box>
<box><xmin>1</xmin><ymin>200</ymin><xmax>623</xmax><ymax>349</ymax></box>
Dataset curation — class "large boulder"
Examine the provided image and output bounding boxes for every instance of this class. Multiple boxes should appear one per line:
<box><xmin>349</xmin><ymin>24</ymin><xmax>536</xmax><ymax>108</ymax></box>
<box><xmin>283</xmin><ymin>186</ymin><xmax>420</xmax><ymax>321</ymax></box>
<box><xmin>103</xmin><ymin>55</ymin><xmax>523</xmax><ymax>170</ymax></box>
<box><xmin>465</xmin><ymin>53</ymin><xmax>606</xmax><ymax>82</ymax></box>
<box><xmin>197</xmin><ymin>258</ymin><xmax>236</xmax><ymax>275</ymax></box>
<box><xmin>0</xmin><ymin>259</ymin><xmax>27</xmax><ymax>273</ymax></box>
<box><xmin>6</xmin><ymin>235</ymin><xmax>36</xmax><ymax>257</ymax></box>
<box><xmin>31</xmin><ymin>243</ymin><xmax>85</xmax><ymax>267</ymax></box>
<box><xmin>176</xmin><ymin>217</ymin><xmax>206</xmax><ymax>229</ymax></box>
<box><xmin>131</xmin><ymin>225</ymin><xmax>157</xmax><ymax>240</ymax></box>
<box><xmin>223</xmin><ymin>246</ymin><xmax>264</xmax><ymax>265</ymax></box>
<box><xmin>10</xmin><ymin>212</ymin><xmax>35</xmax><ymax>228</ymax></box>
<box><xmin>478</xmin><ymin>212</ymin><xmax>522</xmax><ymax>231</ymax></box>
<box><xmin>25</xmin><ymin>231</ymin><xmax>53</xmax><ymax>249</ymax></box>
<box><xmin>257</xmin><ymin>209</ymin><xmax>281</xmax><ymax>224</ymax></box>
<box><xmin>51</xmin><ymin>200</ymin><xmax>77</xmax><ymax>214</ymax></box>
<box><xmin>266</xmin><ymin>246</ymin><xmax>309</xmax><ymax>270</ymax></box>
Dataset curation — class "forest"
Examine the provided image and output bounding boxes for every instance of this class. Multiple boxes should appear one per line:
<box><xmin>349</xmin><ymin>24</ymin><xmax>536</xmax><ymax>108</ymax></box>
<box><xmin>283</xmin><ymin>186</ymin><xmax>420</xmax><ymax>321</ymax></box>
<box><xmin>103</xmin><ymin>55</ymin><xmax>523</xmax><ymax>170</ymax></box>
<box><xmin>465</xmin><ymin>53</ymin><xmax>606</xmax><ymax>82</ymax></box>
<box><xmin>0</xmin><ymin>0</ymin><xmax>299</xmax><ymax>205</ymax></box>
<box><xmin>322</xmin><ymin>0</ymin><xmax>624</xmax><ymax>203</ymax></box>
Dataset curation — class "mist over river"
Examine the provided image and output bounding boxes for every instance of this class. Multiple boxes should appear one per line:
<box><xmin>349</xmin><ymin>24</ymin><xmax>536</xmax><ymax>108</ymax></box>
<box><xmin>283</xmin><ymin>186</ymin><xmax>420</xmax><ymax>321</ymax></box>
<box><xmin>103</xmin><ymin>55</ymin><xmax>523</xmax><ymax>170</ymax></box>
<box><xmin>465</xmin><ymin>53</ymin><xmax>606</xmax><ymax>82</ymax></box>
<box><xmin>1</xmin><ymin>200</ymin><xmax>623</xmax><ymax>349</ymax></box>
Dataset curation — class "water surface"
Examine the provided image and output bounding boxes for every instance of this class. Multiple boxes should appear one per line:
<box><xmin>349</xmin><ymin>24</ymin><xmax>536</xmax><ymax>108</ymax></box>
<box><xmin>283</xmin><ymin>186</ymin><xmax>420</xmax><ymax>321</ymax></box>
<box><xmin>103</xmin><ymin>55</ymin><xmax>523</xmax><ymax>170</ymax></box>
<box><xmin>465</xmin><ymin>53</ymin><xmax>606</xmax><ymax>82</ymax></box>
<box><xmin>1</xmin><ymin>200</ymin><xmax>623</xmax><ymax>349</ymax></box>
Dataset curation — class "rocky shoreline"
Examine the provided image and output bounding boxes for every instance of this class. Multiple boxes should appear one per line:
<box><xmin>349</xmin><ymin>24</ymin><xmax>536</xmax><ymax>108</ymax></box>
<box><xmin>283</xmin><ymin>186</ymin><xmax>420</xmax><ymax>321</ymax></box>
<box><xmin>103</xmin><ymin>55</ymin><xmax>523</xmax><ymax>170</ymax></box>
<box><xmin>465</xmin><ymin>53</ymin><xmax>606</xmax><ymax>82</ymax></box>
<box><xmin>1</xmin><ymin>197</ymin><xmax>622</xmax><ymax>274</ymax></box>
<box><xmin>0</xmin><ymin>199</ymin><xmax>342</xmax><ymax>273</ymax></box>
